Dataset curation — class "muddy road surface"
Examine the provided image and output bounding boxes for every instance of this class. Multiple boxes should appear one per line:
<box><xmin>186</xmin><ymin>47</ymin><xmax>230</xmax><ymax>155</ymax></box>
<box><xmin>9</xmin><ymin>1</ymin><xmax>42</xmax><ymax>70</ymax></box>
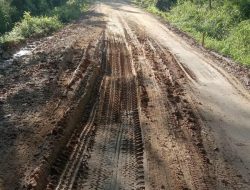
<box><xmin>1</xmin><ymin>1</ymin><xmax>250</xmax><ymax>190</ymax></box>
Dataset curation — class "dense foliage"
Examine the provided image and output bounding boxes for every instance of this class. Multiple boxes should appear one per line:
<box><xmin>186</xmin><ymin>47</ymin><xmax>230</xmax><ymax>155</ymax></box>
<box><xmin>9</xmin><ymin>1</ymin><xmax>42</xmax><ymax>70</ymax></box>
<box><xmin>1</xmin><ymin>12</ymin><xmax>62</xmax><ymax>43</ymax></box>
<box><xmin>156</xmin><ymin>0</ymin><xmax>177</xmax><ymax>11</ymax></box>
<box><xmin>0</xmin><ymin>0</ymin><xmax>14</xmax><ymax>33</ymax></box>
<box><xmin>1</xmin><ymin>0</ymin><xmax>65</xmax><ymax>34</ymax></box>
<box><xmin>0</xmin><ymin>0</ymin><xmax>89</xmax><ymax>45</ymax></box>
<box><xmin>134</xmin><ymin>0</ymin><xmax>250</xmax><ymax>65</ymax></box>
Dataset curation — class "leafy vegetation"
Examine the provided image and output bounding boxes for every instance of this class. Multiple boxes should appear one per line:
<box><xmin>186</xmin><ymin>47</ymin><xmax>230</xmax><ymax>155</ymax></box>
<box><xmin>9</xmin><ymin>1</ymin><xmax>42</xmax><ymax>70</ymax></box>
<box><xmin>0</xmin><ymin>0</ymin><xmax>15</xmax><ymax>34</ymax></box>
<box><xmin>134</xmin><ymin>0</ymin><xmax>250</xmax><ymax>65</ymax></box>
<box><xmin>51</xmin><ymin>1</ymin><xmax>89</xmax><ymax>23</ymax></box>
<box><xmin>0</xmin><ymin>0</ymin><xmax>89</xmax><ymax>45</ymax></box>
<box><xmin>156</xmin><ymin>0</ymin><xmax>177</xmax><ymax>11</ymax></box>
<box><xmin>0</xmin><ymin>12</ymin><xmax>62</xmax><ymax>44</ymax></box>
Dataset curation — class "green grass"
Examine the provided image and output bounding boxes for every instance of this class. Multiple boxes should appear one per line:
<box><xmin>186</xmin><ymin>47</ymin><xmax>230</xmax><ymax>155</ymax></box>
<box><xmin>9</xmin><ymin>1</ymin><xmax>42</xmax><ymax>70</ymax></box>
<box><xmin>139</xmin><ymin>1</ymin><xmax>250</xmax><ymax>65</ymax></box>
<box><xmin>0</xmin><ymin>1</ymin><xmax>90</xmax><ymax>46</ymax></box>
<box><xmin>51</xmin><ymin>2</ymin><xmax>89</xmax><ymax>23</ymax></box>
<box><xmin>0</xmin><ymin>12</ymin><xmax>62</xmax><ymax>45</ymax></box>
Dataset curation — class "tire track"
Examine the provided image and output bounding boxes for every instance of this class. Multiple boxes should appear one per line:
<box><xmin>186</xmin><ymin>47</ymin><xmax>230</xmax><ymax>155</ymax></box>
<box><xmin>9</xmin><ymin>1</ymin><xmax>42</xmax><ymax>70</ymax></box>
<box><xmin>46</xmin><ymin>30</ymin><xmax>145</xmax><ymax>189</ymax></box>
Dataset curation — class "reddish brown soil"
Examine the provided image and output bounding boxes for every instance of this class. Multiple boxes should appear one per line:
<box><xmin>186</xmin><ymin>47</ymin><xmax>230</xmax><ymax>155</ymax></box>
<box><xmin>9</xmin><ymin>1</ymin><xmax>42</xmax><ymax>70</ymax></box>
<box><xmin>0</xmin><ymin>10</ymin><xmax>104</xmax><ymax>190</ymax></box>
<box><xmin>1</xmin><ymin>1</ymin><xmax>250</xmax><ymax>190</ymax></box>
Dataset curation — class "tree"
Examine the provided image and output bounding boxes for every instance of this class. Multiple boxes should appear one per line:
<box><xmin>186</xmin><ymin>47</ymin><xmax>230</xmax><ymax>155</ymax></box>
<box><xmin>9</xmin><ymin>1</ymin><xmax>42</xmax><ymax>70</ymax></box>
<box><xmin>209</xmin><ymin>0</ymin><xmax>212</xmax><ymax>9</ymax></box>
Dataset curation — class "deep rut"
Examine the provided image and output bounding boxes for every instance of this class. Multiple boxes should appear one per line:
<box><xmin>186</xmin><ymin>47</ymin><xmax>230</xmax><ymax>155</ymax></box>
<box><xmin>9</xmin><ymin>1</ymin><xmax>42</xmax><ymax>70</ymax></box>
<box><xmin>46</xmin><ymin>32</ymin><xmax>145</xmax><ymax>190</ymax></box>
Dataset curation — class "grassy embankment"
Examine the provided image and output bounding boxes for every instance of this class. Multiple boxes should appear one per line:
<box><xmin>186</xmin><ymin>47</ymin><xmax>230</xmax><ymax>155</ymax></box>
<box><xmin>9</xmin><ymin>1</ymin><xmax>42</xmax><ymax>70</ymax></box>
<box><xmin>134</xmin><ymin>0</ymin><xmax>250</xmax><ymax>65</ymax></box>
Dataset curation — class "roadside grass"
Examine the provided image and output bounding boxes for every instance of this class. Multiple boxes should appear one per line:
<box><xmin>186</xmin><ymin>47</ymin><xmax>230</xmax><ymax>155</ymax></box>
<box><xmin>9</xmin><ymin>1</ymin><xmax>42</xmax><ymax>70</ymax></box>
<box><xmin>0</xmin><ymin>2</ymin><xmax>89</xmax><ymax>47</ymax></box>
<box><xmin>51</xmin><ymin>2</ymin><xmax>89</xmax><ymax>23</ymax></box>
<box><xmin>0</xmin><ymin>12</ymin><xmax>62</xmax><ymax>45</ymax></box>
<box><xmin>144</xmin><ymin>2</ymin><xmax>250</xmax><ymax>66</ymax></box>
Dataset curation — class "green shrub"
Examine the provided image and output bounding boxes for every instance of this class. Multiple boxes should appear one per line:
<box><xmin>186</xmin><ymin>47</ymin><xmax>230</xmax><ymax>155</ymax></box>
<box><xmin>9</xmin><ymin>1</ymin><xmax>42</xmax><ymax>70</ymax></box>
<box><xmin>51</xmin><ymin>0</ymin><xmax>89</xmax><ymax>23</ymax></box>
<box><xmin>51</xmin><ymin>4</ymin><xmax>81</xmax><ymax>23</ymax></box>
<box><xmin>0</xmin><ymin>0</ymin><xmax>90</xmax><ymax>46</ymax></box>
<box><xmin>230</xmin><ymin>0</ymin><xmax>250</xmax><ymax>19</ymax></box>
<box><xmin>1</xmin><ymin>12</ymin><xmax>62</xmax><ymax>44</ymax></box>
<box><xmin>11</xmin><ymin>0</ymin><xmax>59</xmax><ymax>19</ymax></box>
<box><xmin>0</xmin><ymin>0</ymin><xmax>15</xmax><ymax>34</ymax></box>
<box><xmin>156</xmin><ymin>0</ymin><xmax>177</xmax><ymax>11</ymax></box>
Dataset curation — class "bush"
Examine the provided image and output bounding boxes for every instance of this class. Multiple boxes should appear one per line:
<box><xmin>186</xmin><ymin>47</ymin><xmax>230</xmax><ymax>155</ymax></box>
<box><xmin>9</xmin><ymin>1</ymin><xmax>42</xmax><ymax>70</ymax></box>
<box><xmin>230</xmin><ymin>0</ymin><xmax>250</xmax><ymax>19</ymax></box>
<box><xmin>51</xmin><ymin>4</ymin><xmax>81</xmax><ymax>23</ymax></box>
<box><xmin>1</xmin><ymin>12</ymin><xmax>62</xmax><ymax>44</ymax></box>
<box><xmin>0</xmin><ymin>0</ymin><xmax>90</xmax><ymax>46</ymax></box>
<box><xmin>11</xmin><ymin>0</ymin><xmax>56</xmax><ymax>18</ymax></box>
<box><xmin>156</xmin><ymin>0</ymin><xmax>177</xmax><ymax>11</ymax></box>
<box><xmin>51</xmin><ymin>0</ymin><xmax>89</xmax><ymax>23</ymax></box>
<box><xmin>0</xmin><ymin>0</ymin><xmax>15</xmax><ymax>34</ymax></box>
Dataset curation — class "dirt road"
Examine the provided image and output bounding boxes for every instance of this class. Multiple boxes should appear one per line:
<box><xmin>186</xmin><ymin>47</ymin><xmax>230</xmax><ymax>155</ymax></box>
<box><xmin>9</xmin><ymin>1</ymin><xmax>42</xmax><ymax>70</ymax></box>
<box><xmin>1</xmin><ymin>0</ymin><xmax>250</xmax><ymax>190</ymax></box>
